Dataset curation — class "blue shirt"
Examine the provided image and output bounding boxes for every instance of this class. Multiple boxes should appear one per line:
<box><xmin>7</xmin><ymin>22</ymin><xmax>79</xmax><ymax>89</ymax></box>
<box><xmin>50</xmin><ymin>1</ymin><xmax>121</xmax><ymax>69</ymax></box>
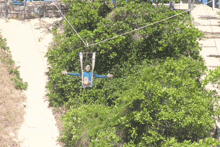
<box><xmin>67</xmin><ymin>72</ymin><xmax>108</xmax><ymax>82</ymax></box>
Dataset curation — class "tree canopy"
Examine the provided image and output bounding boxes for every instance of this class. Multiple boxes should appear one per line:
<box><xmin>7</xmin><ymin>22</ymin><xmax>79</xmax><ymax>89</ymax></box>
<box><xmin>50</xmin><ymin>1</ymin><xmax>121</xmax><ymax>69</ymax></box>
<box><xmin>46</xmin><ymin>1</ymin><xmax>220</xmax><ymax>146</ymax></box>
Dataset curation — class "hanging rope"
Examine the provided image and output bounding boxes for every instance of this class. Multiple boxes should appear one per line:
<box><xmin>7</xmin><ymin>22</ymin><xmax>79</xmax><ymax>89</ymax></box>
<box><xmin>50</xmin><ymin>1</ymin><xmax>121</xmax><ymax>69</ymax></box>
<box><xmin>52</xmin><ymin>0</ymin><xmax>88</xmax><ymax>47</ymax></box>
<box><xmin>85</xmin><ymin>52</ymin><xmax>89</xmax><ymax>65</ymax></box>
<box><xmin>79</xmin><ymin>52</ymin><xmax>84</xmax><ymax>87</ymax></box>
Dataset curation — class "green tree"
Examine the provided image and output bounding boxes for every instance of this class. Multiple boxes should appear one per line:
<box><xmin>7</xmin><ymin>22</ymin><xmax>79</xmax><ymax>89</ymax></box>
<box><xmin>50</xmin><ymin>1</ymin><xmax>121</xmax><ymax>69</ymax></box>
<box><xmin>46</xmin><ymin>1</ymin><xmax>220</xmax><ymax>146</ymax></box>
<box><xmin>46</xmin><ymin>3</ymin><xmax>203</xmax><ymax>106</ymax></box>
<box><xmin>60</xmin><ymin>57</ymin><xmax>220</xmax><ymax>146</ymax></box>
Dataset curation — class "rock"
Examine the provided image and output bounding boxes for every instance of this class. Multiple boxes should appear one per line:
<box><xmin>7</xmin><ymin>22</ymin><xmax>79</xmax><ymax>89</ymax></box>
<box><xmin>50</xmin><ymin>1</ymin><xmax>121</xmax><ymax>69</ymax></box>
<box><xmin>12</xmin><ymin>138</ymin><xmax>20</xmax><ymax>143</ymax></box>
<box><xmin>22</xmin><ymin>102</ymin><xmax>28</xmax><ymax>108</ymax></box>
<box><xmin>9</xmin><ymin>132</ymin><xmax>15</xmax><ymax>137</ymax></box>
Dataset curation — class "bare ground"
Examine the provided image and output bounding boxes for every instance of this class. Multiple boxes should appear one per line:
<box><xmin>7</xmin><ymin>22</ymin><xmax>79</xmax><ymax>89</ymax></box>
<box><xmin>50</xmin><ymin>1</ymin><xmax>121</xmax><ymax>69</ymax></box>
<box><xmin>0</xmin><ymin>18</ymin><xmax>64</xmax><ymax>147</ymax></box>
<box><xmin>51</xmin><ymin>106</ymin><xmax>68</xmax><ymax>147</ymax></box>
<box><xmin>0</xmin><ymin>37</ymin><xmax>26</xmax><ymax>147</ymax></box>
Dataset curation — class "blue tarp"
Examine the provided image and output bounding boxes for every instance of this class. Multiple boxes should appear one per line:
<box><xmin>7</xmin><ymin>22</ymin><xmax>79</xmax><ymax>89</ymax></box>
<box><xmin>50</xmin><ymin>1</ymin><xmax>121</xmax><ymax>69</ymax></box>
<box><xmin>12</xmin><ymin>0</ymin><xmax>25</xmax><ymax>5</ymax></box>
<box><xmin>199</xmin><ymin>0</ymin><xmax>219</xmax><ymax>6</ymax></box>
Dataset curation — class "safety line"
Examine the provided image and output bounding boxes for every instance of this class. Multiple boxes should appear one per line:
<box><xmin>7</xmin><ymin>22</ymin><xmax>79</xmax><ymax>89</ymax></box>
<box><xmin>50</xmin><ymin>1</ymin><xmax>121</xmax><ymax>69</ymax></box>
<box><xmin>52</xmin><ymin>0</ymin><xmax>213</xmax><ymax>48</ymax></box>
<box><xmin>89</xmin><ymin>1</ymin><xmax>215</xmax><ymax>47</ymax></box>
<box><xmin>51</xmin><ymin>0</ymin><xmax>191</xmax><ymax>47</ymax></box>
<box><xmin>89</xmin><ymin>10</ymin><xmax>190</xmax><ymax>47</ymax></box>
<box><xmin>52</xmin><ymin>0</ymin><xmax>88</xmax><ymax>47</ymax></box>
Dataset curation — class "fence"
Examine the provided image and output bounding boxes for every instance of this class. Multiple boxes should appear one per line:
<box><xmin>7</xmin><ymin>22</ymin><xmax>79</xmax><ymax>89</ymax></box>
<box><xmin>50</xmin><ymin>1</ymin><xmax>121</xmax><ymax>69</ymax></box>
<box><xmin>0</xmin><ymin>0</ymin><xmax>69</xmax><ymax>19</ymax></box>
<box><xmin>198</xmin><ymin>0</ymin><xmax>220</xmax><ymax>8</ymax></box>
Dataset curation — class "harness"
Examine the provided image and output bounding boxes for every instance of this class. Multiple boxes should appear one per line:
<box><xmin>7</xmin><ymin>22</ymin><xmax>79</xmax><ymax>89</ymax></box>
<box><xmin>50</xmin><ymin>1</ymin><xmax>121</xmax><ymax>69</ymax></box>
<box><xmin>79</xmin><ymin>52</ymin><xmax>96</xmax><ymax>88</ymax></box>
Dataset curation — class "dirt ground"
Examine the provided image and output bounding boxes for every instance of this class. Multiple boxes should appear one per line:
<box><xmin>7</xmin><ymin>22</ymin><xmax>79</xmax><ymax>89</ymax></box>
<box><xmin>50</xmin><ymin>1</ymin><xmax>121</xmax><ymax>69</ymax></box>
<box><xmin>0</xmin><ymin>40</ymin><xmax>26</xmax><ymax>147</ymax></box>
<box><xmin>0</xmin><ymin>18</ymin><xmax>66</xmax><ymax>147</ymax></box>
<box><xmin>51</xmin><ymin>106</ymin><xmax>67</xmax><ymax>147</ymax></box>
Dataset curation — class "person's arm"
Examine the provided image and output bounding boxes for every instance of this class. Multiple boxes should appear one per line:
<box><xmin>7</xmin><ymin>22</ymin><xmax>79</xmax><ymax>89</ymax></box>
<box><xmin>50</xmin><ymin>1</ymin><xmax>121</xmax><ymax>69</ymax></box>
<box><xmin>68</xmin><ymin>72</ymin><xmax>81</xmax><ymax>76</ymax></box>
<box><xmin>62</xmin><ymin>70</ymin><xmax>81</xmax><ymax>76</ymax></box>
<box><xmin>94</xmin><ymin>73</ymin><xmax>113</xmax><ymax>78</ymax></box>
<box><xmin>94</xmin><ymin>74</ymin><xmax>108</xmax><ymax>78</ymax></box>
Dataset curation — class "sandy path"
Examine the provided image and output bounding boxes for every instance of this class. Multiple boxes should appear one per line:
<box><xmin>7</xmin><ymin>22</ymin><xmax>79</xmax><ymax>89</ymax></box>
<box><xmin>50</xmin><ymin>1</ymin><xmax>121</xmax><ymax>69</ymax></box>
<box><xmin>0</xmin><ymin>18</ymin><xmax>61</xmax><ymax>147</ymax></box>
<box><xmin>192</xmin><ymin>4</ymin><xmax>220</xmax><ymax>69</ymax></box>
<box><xmin>191</xmin><ymin>4</ymin><xmax>220</xmax><ymax>140</ymax></box>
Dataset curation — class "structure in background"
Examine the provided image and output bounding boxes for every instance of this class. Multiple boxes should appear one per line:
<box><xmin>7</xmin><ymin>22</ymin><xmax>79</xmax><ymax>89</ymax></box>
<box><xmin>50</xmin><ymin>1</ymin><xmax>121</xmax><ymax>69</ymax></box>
<box><xmin>198</xmin><ymin>0</ymin><xmax>220</xmax><ymax>8</ymax></box>
<box><xmin>0</xmin><ymin>0</ymin><xmax>69</xmax><ymax>19</ymax></box>
<box><xmin>0</xmin><ymin>0</ymin><xmax>219</xmax><ymax>19</ymax></box>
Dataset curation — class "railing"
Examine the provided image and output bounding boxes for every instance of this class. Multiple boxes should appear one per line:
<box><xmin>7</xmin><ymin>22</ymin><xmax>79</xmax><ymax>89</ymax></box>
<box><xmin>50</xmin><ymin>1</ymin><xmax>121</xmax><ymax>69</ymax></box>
<box><xmin>199</xmin><ymin>0</ymin><xmax>220</xmax><ymax>9</ymax></box>
<box><xmin>0</xmin><ymin>0</ymin><xmax>69</xmax><ymax>19</ymax></box>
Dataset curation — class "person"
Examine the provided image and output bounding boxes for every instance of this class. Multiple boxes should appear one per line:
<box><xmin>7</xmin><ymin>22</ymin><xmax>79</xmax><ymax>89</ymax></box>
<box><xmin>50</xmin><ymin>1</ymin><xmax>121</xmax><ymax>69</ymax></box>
<box><xmin>62</xmin><ymin>65</ymin><xmax>113</xmax><ymax>87</ymax></box>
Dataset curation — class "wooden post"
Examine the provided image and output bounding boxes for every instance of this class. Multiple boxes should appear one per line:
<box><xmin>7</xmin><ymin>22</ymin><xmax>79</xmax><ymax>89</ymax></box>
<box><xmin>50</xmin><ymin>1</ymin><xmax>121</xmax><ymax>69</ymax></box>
<box><xmin>58</xmin><ymin>3</ymin><xmax>63</xmax><ymax>13</ymax></box>
<box><xmin>24</xmin><ymin>0</ymin><xmax>26</xmax><ymax>19</ymax></box>
<box><xmin>213</xmin><ymin>0</ymin><xmax>215</xmax><ymax>10</ymax></box>
<box><xmin>19</xmin><ymin>5</ymin><xmax>20</xmax><ymax>18</ymax></box>
<box><xmin>219</xmin><ymin>0</ymin><xmax>220</xmax><ymax>8</ymax></box>
<box><xmin>180</xmin><ymin>0</ymin><xmax>182</xmax><ymax>9</ymax></box>
<box><xmin>0</xmin><ymin>6</ymin><xmax>2</xmax><ymax>18</ymax></box>
<box><xmin>43</xmin><ymin>0</ymin><xmax>45</xmax><ymax>18</ymax></box>
<box><xmin>5</xmin><ymin>0</ymin><xmax>7</xmax><ymax>18</ymax></box>
<box><xmin>192</xmin><ymin>0</ymin><xmax>195</xmax><ymax>9</ymax></box>
<box><xmin>169</xmin><ymin>1</ymin><xmax>174</xmax><ymax>10</ymax></box>
<box><xmin>188</xmin><ymin>0</ymin><xmax>191</xmax><ymax>15</ymax></box>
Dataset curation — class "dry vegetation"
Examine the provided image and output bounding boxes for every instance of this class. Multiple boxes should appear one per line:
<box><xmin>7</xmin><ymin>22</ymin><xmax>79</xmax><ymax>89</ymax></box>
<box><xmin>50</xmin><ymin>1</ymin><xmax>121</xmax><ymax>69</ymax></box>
<box><xmin>0</xmin><ymin>36</ymin><xmax>26</xmax><ymax>146</ymax></box>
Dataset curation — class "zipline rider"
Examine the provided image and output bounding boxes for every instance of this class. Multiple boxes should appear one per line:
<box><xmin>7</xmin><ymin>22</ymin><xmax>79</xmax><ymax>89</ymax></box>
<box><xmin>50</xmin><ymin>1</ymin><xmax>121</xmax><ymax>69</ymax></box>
<box><xmin>62</xmin><ymin>65</ymin><xmax>113</xmax><ymax>88</ymax></box>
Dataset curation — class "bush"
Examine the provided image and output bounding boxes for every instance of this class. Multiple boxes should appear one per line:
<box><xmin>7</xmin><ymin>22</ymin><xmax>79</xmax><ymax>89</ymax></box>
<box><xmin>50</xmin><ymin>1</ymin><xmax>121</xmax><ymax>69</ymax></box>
<box><xmin>46</xmin><ymin>1</ymin><xmax>219</xmax><ymax>146</ymax></box>
<box><xmin>60</xmin><ymin>57</ymin><xmax>220</xmax><ymax>146</ymax></box>
<box><xmin>46</xmin><ymin>3</ymin><xmax>203</xmax><ymax>107</ymax></box>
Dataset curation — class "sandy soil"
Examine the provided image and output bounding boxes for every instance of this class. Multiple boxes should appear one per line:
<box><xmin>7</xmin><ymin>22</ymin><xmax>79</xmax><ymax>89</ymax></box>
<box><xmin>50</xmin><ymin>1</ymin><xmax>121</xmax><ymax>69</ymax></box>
<box><xmin>0</xmin><ymin>47</ymin><xmax>26</xmax><ymax>146</ymax></box>
<box><xmin>0</xmin><ymin>18</ymin><xmax>62</xmax><ymax>147</ymax></box>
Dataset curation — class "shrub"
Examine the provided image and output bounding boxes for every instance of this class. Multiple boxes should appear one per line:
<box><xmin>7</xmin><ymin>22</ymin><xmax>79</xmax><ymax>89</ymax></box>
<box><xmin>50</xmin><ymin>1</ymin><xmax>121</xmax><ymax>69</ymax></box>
<box><xmin>60</xmin><ymin>57</ymin><xmax>220</xmax><ymax>146</ymax></box>
<box><xmin>46</xmin><ymin>3</ymin><xmax>203</xmax><ymax>107</ymax></box>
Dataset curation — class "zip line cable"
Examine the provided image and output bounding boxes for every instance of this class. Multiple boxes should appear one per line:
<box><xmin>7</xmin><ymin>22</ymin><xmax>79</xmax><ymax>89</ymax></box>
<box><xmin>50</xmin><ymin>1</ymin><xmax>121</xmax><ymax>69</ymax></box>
<box><xmin>51</xmin><ymin>1</ymin><xmax>191</xmax><ymax>47</ymax></box>
<box><xmin>89</xmin><ymin>10</ymin><xmax>191</xmax><ymax>47</ymax></box>
<box><xmin>52</xmin><ymin>1</ymin><xmax>212</xmax><ymax>48</ymax></box>
<box><xmin>90</xmin><ymin>1</ymin><xmax>214</xmax><ymax>47</ymax></box>
<box><xmin>52</xmin><ymin>0</ymin><xmax>88</xmax><ymax>47</ymax></box>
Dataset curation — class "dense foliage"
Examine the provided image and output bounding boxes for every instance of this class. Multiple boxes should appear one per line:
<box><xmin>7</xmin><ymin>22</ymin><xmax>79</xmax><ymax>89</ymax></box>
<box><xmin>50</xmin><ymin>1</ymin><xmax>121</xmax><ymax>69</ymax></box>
<box><xmin>46</xmin><ymin>1</ymin><xmax>220</xmax><ymax>146</ymax></box>
<box><xmin>61</xmin><ymin>57</ymin><xmax>220</xmax><ymax>146</ymax></box>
